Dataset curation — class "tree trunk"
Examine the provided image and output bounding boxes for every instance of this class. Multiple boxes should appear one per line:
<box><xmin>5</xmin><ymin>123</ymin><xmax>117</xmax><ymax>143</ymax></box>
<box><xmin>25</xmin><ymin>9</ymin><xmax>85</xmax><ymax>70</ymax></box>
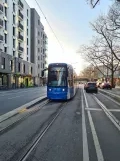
<box><xmin>111</xmin><ymin>71</ymin><xmax>114</xmax><ymax>88</ymax></box>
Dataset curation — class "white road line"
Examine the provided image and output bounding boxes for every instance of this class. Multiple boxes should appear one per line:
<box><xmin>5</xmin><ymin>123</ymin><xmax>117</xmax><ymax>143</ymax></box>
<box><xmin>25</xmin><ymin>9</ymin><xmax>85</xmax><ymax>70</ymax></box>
<box><xmin>99</xmin><ymin>89</ymin><xmax>120</xmax><ymax>99</ymax></box>
<box><xmin>109</xmin><ymin>109</ymin><xmax>120</xmax><ymax>112</ymax></box>
<box><xmin>83</xmin><ymin>89</ymin><xmax>104</xmax><ymax>161</ymax></box>
<box><xmin>81</xmin><ymin>94</ymin><xmax>89</xmax><ymax>161</ymax></box>
<box><xmin>85</xmin><ymin>108</ymin><xmax>102</xmax><ymax>111</ymax></box>
<box><xmin>94</xmin><ymin>96</ymin><xmax>120</xmax><ymax>131</ymax></box>
<box><xmin>99</xmin><ymin>92</ymin><xmax>120</xmax><ymax>106</ymax></box>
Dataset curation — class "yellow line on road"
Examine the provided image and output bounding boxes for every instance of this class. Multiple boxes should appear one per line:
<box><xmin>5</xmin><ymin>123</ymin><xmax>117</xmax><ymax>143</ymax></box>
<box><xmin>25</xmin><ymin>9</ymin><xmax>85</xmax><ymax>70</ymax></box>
<box><xmin>19</xmin><ymin>108</ymin><xmax>27</xmax><ymax>113</ymax></box>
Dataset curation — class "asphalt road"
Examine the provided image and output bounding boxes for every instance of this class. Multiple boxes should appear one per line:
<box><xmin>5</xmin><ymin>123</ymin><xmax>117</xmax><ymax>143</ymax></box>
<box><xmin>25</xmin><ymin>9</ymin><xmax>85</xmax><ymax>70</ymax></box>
<box><xmin>0</xmin><ymin>87</ymin><xmax>47</xmax><ymax>115</ymax></box>
<box><xmin>0</xmin><ymin>86</ymin><xmax>120</xmax><ymax>161</ymax></box>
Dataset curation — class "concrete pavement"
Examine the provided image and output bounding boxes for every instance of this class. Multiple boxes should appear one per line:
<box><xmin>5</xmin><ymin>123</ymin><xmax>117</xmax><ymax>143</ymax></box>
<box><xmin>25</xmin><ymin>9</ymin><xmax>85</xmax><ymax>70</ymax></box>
<box><xmin>0</xmin><ymin>87</ymin><xmax>47</xmax><ymax>115</ymax></box>
<box><xmin>0</xmin><ymin>88</ymin><xmax>120</xmax><ymax>160</ymax></box>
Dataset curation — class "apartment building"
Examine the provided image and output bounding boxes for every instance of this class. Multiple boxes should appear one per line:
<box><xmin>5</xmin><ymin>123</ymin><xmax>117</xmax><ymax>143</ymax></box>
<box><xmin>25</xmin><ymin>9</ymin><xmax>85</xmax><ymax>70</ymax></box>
<box><xmin>0</xmin><ymin>0</ymin><xmax>36</xmax><ymax>88</ymax></box>
<box><xmin>31</xmin><ymin>8</ymin><xmax>48</xmax><ymax>86</ymax></box>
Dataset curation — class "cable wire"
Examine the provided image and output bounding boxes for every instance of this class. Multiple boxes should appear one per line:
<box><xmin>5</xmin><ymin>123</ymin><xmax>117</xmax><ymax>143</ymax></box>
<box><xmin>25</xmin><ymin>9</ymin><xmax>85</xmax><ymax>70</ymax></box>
<box><xmin>34</xmin><ymin>0</ymin><xmax>64</xmax><ymax>53</ymax></box>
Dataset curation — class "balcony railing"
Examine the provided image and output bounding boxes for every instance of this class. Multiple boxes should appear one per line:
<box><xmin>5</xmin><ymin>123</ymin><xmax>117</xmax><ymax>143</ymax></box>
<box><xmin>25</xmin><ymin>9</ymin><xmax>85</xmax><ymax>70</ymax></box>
<box><xmin>0</xmin><ymin>35</ymin><xmax>3</xmax><ymax>42</ymax></box>
<box><xmin>0</xmin><ymin>4</ymin><xmax>3</xmax><ymax>13</ymax></box>
<box><xmin>18</xmin><ymin>34</ymin><xmax>23</xmax><ymax>41</ymax></box>
<box><xmin>18</xmin><ymin>46</ymin><xmax>24</xmax><ymax>52</ymax></box>
<box><xmin>0</xmin><ymin>19</ymin><xmax>3</xmax><ymax>27</ymax></box>
<box><xmin>18</xmin><ymin>22</ymin><xmax>24</xmax><ymax>30</ymax></box>
<box><xmin>18</xmin><ymin>10</ymin><xmax>23</xmax><ymax>20</ymax></box>
<box><xmin>18</xmin><ymin>0</ymin><xmax>24</xmax><ymax>9</ymax></box>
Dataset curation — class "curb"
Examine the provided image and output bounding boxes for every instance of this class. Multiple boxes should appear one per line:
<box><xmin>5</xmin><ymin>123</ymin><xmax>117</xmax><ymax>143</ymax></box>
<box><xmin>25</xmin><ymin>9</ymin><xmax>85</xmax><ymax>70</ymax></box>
<box><xmin>0</xmin><ymin>95</ymin><xmax>47</xmax><ymax>123</ymax></box>
<box><xmin>99</xmin><ymin>89</ymin><xmax>120</xmax><ymax>103</ymax></box>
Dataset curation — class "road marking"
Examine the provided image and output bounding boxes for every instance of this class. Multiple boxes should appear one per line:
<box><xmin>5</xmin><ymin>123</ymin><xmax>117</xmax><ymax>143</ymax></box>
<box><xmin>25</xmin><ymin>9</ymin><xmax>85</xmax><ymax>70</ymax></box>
<box><xmin>83</xmin><ymin>89</ymin><xmax>104</xmax><ymax>161</ymax></box>
<box><xmin>85</xmin><ymin>108</ymin><xmax>102</xmax><ymax>111</ymax></box>
<box><xmin>94</xmin><ymin>96</ymin><xmax>120</xmax><ymax>131</ymax></box>
<box><xmin>99</xmin><ymin>89</ymin><xmax>120</xmax><ymax>99</ymax></box>
<box><xmin>19</xmin><ymin>108</ymin><xmax>27</xmax><ymax>113</ymax></box>
<box><xmin>109</xmin><ymin>109</ymin><xmax>120</xmax><ymax>112</ymax></box>
<box><xmin>99</xmin><ymin>92</ymin><xmax>120</xmax><ymax>106</ymax></box>
<box><xmin>81</xmin><ymin>93</ymin><xmax>89</xmax><ymax>161</ymax></box>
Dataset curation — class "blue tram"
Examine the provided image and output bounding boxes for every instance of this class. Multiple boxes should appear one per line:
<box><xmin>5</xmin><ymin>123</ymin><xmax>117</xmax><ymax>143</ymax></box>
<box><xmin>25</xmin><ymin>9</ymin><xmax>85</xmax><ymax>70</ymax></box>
<box><xmin>47</xmin><ymin>63</ymin><xmax>76</xmax><ymax>100</ymax></box>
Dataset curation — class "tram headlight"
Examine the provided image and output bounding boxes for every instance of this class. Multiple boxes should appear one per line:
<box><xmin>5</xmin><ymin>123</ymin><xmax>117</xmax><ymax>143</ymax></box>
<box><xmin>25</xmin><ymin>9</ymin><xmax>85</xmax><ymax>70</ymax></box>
<box><xmin>49</xmin><ymin>89</ymin><xmax>51</xmax><ymax>91</ymax></box>
<box><xmin>62</xmin><ymin>88</ymin><xmax>65</xmax><ymax>91</ymax></box>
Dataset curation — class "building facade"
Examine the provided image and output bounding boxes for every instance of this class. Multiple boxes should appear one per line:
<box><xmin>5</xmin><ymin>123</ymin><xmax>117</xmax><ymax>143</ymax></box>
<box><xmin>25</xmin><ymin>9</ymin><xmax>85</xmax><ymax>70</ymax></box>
<box><xmin>31</xmin><ymin>8</ymin><xmax>48</xmax><ymax>86</ymax></box>
<box><xmin>0</xmin><ymin>0</ymin><xmax>38</xmax><ymax>88</ymax></box>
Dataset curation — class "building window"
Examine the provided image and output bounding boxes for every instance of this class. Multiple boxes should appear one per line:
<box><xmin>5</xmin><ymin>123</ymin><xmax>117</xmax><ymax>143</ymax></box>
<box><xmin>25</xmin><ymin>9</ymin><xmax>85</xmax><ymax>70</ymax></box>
<box><xmin>18</xmin><ymin>63</ymin><xmax>20</xmax><ymax>72</ymax></box>
<box><xmin>27</xmin><ymin>48</ymin><xmax>28</xmax><ymax>55</ymax></box>
<box><xmin>41</xmin><ymin>55</ymin><xmax>42</xmax><ymax>60</ymax></box>
<box><xmin>41</xmin><ymin>48</ymin><xmax>42</xmax><ymax>53</ymax></box>
<box><xmin>31</xmin><ymin>67</ymin><xmax>33</xmax><ymax>74</ymax></box>
<box><xmin>27</xmin><ymin>9</ymin><xmax>28</xmax><ymax>16</ymax></box>
<box><xmin>27</xmin><ymin>19</ymin><xmax>28</xmax><ymax>26</ymax></box>
<box><xmin>27</xmin><ymin>29</ymin><xmax>28</xmax><ymax>36</ymax></box>
<box><xmin>13</xmin><ymin>15</ymin><xmax>15</xmax><ymax>24</ymax></box>
<box><xmin>23</xmin><ymin>64</ymin><xmax>25</xmax><ymax>73</ymax></box>
<box><xmin>4</xmin><ymin>34</ymin><xmax>7</xmax><ymax>44</ymax></box>
<box><xmin>38</xmin><ymin>40</ymin><xmax>40</xmax><ymax>44</ymax></box>
<box><xmin>43</xmin><ymin>63</ymin><xmax>44</xmax><ymax>69</ymax></box>
<box><xmin>41</xmin><ymin>32</ymin><xmax>42</xmax><ymax>36</ymax></box>
<box><xmin>38</xmin><ymin>19</ymin><xmax>40</xmax><ymax>25</ymax></box>
<box><xmin>13</xmin><ymin>3</ymin><xmax>15</xmax><ymax>12</ymax></box>
<box><xmin>10</xmin><ymin>60</ymin><xmax>13</xmax><ymax>71</ymax></box>
<box><xmin>43</xmin><ymin>49</ymin><xmax>44</xmax><ymax>54</ymax></box>
<box><xmin>27</xmin><ymin>57</ymin><xmax>28</xmax><ymax>61</ymax></box>
<box><xmin>13</xmin><ymin>51</ymin><xmax>15</xmax><ymax>56</ymax></box>
<box><xmin>27</xmin><ymin>38</ymin><xmax>28</xmax><ymax>45</ymax></box>
<box><xmin>1</xmin><ymin>57</ymin><xmax>5</xmax><ymax>69</ymax></box>
<box><xmin>38</xmin><ymin>48</ymin><xmax>40</xmax><ymax>52</ymax></box>
<box><xmin>13</xmin><ymin>27</ymin><xmax>15</xmax><ymax>36</ymax></box>
<box><xmin>38</xmin><ymin>56</ymin><xmax>40</xmax><ymax>60</ymax></box>
<box><xmin>38</xmin><ymin>31</ymin><xmax>40</xmax><ymax>36</ymax></box>
<box><xmin>41</xmin><ymin>62</ymin><xmax>42</xmax><ymax>68</ymax></box>
<box><xmin>4</xmin><ymin>47</ymin><xmax>7</xmax><ymax>53</ymax></box>
<box><xmin>13</xmin><ymin>39</ymin><xmax>15</xmax><ymax>48</ymax></box>
<box><xmin>5</xmin><ymin>7</ymin><xmax>7</xmax><ymax>17</ymax></box>
<box><xmin>38</xmin><ymin>64</ymin><xmax>40</xmax><ymax>68</ymax></box>
<box><xmin>4</xmin><ymin>20</ymin><xmax>7</xmax><ymax>30</ymax></box>
<box><xmin>5</xmin><ymin>0</ymin><xmax>7</xmax><ymax>3</ymax></box>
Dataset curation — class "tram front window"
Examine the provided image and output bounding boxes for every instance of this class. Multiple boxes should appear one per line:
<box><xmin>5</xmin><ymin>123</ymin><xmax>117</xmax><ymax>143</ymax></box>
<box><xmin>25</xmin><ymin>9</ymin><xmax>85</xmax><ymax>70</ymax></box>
<box><xmin>48</xmin><ymin>67</ymin><xmax>67</xmax><ymax>87</ymax></box>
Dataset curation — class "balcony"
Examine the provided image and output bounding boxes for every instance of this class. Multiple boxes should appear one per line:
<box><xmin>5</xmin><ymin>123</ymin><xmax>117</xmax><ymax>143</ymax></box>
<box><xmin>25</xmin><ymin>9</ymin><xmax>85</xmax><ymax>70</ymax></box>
<box><xmin>0</xmin><ymin>19</ymin><xmax>3</xmax><ymax>27</ymax></box>
<box><xmin>18</xmin><ymin>10</ymin><xmax>23</xmax><ymax>20</ymax></box>
<box><xmin>18</xmin><ymin>34</ymin><xmax>23</xmax><ymax>41</ymax></box>
<box><xmin>0</xmin><ymin>34</ymin><xmax>3</xmax><ymax>42</ymax></box>
<box><xmin>18</xmin><ymin>46</ymin><xmax>24</xmax><ymax>52</ymax></box>
<box><xmin>18</xmin><ymin>0</ymin><xmax>24</xmax><ymax>10</ymax></box>
<box><xmin>0</xmin><ymin>4</ymin><xmax>3</xmax><ymax>13</ymax></box>
<box><xmin>18</xmin><ymin>22</ymin><xmax>24</xmax><ymax>31</ymax></box>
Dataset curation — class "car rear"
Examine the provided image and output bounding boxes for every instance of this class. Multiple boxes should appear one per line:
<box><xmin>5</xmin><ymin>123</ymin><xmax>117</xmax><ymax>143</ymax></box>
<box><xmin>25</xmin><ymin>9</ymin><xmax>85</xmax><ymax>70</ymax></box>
<box><xmin>86</xmin><ymin>82</ymin><xmax>98</xmax><ymax>93</ymax></box>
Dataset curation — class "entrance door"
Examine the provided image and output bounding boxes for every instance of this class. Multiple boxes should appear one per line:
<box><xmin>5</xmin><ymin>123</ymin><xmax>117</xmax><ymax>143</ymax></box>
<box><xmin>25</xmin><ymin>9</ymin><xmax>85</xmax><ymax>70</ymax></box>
<box><xmin>25</xmin><ymin>78</ymin><xmax>28</xmax><ymax>87</ymax></box>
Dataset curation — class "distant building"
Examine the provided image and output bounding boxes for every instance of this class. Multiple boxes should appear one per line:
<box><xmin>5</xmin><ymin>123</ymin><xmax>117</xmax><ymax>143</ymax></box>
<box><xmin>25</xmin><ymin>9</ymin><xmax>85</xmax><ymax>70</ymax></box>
<box><xmin>0</xmin><ymin>0</ymin><xmax>38</xmax><ymax>88</ymax></box>
<box><xmin>31</xmin><ymin>8</ymin><xmax>48</xmax><ymax>86</ymax></box>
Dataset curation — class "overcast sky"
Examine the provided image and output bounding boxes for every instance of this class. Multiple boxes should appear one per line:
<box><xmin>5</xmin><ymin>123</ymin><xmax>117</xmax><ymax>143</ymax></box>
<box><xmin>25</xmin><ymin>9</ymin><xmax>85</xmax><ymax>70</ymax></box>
<box><xmin>26</xmin><ymin>0</ymin><xmax>113</xmax><ymax>75</ymax></box>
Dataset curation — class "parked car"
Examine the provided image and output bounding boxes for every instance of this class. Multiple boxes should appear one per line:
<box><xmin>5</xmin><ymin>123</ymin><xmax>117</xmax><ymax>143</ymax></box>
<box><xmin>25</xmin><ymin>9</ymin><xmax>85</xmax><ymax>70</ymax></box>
<box><xmin>100</xmin><ymin>82</ymin><xmax>112</xmax><ymax>89</ymax></box>
<box><xmin>86</xmin><ymin>82</ymin><xmax>98</xmax><ymax>93</ymax></box>
<box><xmin>84</xmin><ymin>83</ymin><xmax>87</xmax><ymax>90</ymax></box>
<box><xmin>97</xmin><ymin>82</ymin><xmax>102</xmax><ymax>88</ymax></box>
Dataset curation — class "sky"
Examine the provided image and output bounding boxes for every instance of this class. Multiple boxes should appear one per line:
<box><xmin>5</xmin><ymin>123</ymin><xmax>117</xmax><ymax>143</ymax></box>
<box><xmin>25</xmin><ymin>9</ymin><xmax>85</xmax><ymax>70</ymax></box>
<box><xmin>26</xmin><ymin>0</ymin><xmax>113</xmax><ymax>75</ymax></box>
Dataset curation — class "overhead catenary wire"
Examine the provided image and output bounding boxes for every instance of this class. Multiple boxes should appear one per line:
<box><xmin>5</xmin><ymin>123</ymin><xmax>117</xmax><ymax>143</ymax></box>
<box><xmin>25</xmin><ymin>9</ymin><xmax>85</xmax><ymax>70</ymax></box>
<box><xmin>34</xmin><ymin>0</ymin><xmax>64</xmax><ymax>53</ymax></box>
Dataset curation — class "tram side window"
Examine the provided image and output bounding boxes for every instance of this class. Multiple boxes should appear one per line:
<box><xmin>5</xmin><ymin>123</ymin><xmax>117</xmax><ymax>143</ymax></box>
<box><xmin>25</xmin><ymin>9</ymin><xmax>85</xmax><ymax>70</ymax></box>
<box><xmin>68</xmin><ymin>79</ymin><xmax>73</xmax><ymax>87</ymax></box>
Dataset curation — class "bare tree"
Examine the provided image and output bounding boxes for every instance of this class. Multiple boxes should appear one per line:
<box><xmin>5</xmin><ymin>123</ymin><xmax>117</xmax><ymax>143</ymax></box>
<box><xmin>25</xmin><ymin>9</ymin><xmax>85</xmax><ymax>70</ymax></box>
<box><xmin>86</xmin><ymin>0</ymin><xmax>120</xmax><ymax>8</ymax></box>
<box><xmin>78</xmin><ymin>36</ymin><xmax>120</xmax><ymax>87</ymax></box>
<box><xmin>90</xmin><ymin>14</ymin><xmax>120</xmax><ymax>62</ymax></box>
